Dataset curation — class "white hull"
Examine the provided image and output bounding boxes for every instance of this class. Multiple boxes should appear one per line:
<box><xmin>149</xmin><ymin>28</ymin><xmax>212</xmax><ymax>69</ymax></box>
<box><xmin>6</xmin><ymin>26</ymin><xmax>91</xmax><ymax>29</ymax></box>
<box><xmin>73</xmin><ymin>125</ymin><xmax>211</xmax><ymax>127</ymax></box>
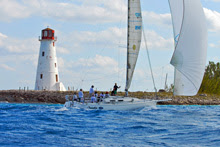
<box><xmin>64</xmin><ymin>96</ymin><xmax>170</xmax><ymax>111</ymax></box>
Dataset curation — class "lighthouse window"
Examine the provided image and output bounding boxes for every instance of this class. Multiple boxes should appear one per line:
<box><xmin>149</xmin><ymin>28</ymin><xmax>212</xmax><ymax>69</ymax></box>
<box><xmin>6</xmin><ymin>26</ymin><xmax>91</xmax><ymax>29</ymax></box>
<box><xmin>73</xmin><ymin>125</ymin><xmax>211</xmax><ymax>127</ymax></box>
<box><xmin>42</xmin><ymin>52</ymin><xmax>45</xmax><ymax>56</ymax></box>
<box><xmin>49</xmin><ymin>30</ymin><xmax>52</xmax><ymax>37</ymax></box>
<box><xmin>44</xmin><ymin>31</ymin><xmax>47</xmax><ymax>37</ymax></box>
<box><xmin>56</xmin><ymin>74</ymin><xmax>58</xmax><ymax>82</ymax></box>
<box><xmin>40</xmin><ymin>74</ymin><xmax>43</xmax><ymax>79</ymax></box>
<box><xmin>55</xmin><ymin>63</ymin><xmax>56</xmax><ymax>68</ymax></box>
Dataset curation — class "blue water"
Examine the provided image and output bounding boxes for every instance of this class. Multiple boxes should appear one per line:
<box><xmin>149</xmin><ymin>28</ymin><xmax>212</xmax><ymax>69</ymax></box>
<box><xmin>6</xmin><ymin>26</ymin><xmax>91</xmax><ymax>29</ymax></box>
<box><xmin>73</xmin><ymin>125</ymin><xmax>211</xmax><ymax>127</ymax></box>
<box><xmin>0</xmin><ymin>104</ymin><xmax>220</xmax><ymax>147</ymax></box>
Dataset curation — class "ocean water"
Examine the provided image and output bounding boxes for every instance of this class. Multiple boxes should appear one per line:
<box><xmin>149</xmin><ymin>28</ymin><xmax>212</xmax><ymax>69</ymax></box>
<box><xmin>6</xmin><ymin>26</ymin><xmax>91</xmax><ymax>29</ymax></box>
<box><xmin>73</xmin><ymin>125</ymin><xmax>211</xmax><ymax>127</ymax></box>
<box><xmin>0</xmin><ymin>104</ymin><xmax>220</xmax><ymax>147</ymax></box>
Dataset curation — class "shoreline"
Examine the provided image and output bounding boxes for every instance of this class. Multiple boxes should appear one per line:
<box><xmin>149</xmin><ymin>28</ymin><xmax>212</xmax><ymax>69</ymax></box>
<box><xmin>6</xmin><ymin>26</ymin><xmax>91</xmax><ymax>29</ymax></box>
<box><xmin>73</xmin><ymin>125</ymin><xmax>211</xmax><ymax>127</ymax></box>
<box><xmin>0</xmin><ymin>90</ymin><xmax>220</xmax><ymax>105</ymax></box>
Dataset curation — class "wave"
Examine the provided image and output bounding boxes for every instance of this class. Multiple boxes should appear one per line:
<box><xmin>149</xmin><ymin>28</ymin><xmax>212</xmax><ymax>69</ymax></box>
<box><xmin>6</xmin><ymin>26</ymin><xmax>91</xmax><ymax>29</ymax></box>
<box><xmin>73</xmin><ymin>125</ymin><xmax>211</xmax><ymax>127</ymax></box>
<box><xmin>54</xmin><ymin>107</ymin><xmax>69</xmax><ymax>112</ymax></box>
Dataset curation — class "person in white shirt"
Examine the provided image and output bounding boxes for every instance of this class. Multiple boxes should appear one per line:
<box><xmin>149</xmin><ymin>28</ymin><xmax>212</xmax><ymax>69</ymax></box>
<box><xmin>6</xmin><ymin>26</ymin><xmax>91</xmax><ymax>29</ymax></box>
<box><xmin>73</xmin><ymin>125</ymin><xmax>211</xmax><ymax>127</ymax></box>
<box><xmin>73</xmin><ymin>92</ymin><xmax>77</xmax><ymax>101</ymax></box>
<box><xmin>89</xmin><ymin>85</ymin><xmax>94</xmax><ymax>98</ymax></box>
<box><xmin>95</xmin><ymin>91</ymin><xmax>98</xmax><ymax>97</ymax></box>
<box><xmin>99</xmin><ymin>92</ymin><xmax>105</xmax><ymax>102</ymax></box>
<box><xmin>78</xmin><ymin>89</ymin><xmax>84</xmax><ymax>102</ymax></box>
<box><xmin>91</xmin><ymin>94</ymin><xmax>97</xmax><ymax>103</ymax></box>
<box><xmin>65</xmin><ymin>95</ymin><xmax>69</xmax><ymax>101</ymax></box>
<box><xmin>100</xmin><ymin>92</ymin><xmax>104</xmax><ymax>98</ymax></box>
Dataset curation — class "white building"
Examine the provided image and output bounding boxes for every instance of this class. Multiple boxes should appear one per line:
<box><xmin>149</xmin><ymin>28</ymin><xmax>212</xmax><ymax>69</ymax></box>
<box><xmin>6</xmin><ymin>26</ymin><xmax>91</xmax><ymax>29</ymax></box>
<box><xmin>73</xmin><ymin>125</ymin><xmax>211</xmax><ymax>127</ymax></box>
<box><xmin>35</xmin><ymin>28</ymin><xmax>66</xmax><ymax>91</ymax></box>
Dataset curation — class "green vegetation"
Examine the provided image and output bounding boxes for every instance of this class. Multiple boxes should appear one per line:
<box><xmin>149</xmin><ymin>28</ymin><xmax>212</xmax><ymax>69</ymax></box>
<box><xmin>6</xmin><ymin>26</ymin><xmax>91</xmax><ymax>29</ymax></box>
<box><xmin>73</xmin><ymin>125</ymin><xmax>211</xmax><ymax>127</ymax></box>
<box><xmin>199</xmin><ymin>61</ymin><xmax>220</xmax><ymax>94</ymax></box>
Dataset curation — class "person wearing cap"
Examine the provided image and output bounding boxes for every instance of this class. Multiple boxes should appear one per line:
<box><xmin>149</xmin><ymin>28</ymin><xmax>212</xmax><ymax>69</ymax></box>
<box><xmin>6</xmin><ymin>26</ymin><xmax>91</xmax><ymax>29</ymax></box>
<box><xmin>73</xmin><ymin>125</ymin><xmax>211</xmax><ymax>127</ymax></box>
<box><xmin>105</xmin><ymin>92</ymin><xmax>110</xmax><ymax>98</ymax></box>
<box><xmin>78</xmin><ymin>89</ymin><xmax>84</xmax><ymax>102</ymax></box>
<box><xmin>89</xmin><ymin>85</ymin><xmax>94</xmax><ymax>98</ymax></box>
<box><xmin>113</xmin><ymin>83</ymin><xmax>121</xmax><ymax>96</ymax></box>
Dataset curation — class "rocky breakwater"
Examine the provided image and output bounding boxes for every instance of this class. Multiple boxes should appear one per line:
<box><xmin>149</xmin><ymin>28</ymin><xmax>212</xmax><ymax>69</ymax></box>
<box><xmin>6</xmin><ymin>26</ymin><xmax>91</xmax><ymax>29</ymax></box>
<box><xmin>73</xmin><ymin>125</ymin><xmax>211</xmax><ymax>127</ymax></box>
<box><xmin>0</xmin><ymin>90</ymin><xmax>220</xmax><ymax>105</ymax></box>
<box><xmin>0</xmin><ymin>90</ymin><xmax>81</xmax><ymax>104</ymax></box>
<box><xmin>156</xmin><ymin>94</ymin><xmax>220</xmax><ymax>105</ymax></box>
<box><xmin>121</xmin><ymin>92</ymin><xmax>220</xmax><ymax>105</ymax></box>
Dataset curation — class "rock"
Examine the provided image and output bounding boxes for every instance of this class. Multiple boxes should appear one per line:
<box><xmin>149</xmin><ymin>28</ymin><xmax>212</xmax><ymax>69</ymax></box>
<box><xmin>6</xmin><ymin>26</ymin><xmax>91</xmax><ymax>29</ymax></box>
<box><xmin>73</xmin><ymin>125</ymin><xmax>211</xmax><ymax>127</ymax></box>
<box><xmin>158</xmin><ymin>89</ymin><xmax>166</xmax><ymax>93</ymax></box>
<box><xmin>199</xmin><ymin>94</ymin><xmax>207</xmax><ymax>97</ymax></box>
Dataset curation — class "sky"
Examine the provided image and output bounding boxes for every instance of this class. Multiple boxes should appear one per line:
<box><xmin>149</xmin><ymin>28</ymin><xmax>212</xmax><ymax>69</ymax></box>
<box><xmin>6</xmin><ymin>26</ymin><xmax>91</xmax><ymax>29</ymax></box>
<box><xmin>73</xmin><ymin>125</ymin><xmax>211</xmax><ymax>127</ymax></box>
<box><xmin>0</xmin><ymin>0</ymin><xmax>220</xmax><ymax>92</ymax></box>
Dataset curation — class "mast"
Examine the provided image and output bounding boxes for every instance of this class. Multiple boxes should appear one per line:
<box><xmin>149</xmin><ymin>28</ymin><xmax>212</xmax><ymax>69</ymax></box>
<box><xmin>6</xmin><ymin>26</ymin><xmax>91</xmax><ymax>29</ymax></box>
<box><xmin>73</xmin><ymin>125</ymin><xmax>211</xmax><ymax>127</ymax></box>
<box><xmin>125</xmin><ymin>0</ymin><xmax>130</xmax><ymax>96</ymax></box>
<box><xmin>164</xmin><ymin>73</ymin><xmax>168</xmax><ymax>90</ymax></box>
<box><xmin>125</xmin><ymin>0</ymin><xmax>142</xmax><ymax>96</ymax></box>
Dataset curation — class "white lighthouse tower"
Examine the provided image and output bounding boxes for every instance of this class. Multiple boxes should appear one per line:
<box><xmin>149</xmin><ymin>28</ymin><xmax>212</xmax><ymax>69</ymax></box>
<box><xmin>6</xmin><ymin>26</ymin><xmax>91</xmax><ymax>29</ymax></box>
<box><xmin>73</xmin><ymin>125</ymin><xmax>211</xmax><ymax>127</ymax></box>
<box><xmin>35</xmin><ymin>27</ymin><xmax>66</xmax><ymax>91</ymax></box>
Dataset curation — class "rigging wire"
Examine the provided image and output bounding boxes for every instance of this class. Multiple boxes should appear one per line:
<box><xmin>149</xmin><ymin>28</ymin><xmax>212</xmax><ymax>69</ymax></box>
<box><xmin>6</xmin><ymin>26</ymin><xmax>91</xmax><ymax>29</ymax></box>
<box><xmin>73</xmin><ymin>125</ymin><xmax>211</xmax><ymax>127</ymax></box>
<box><xmin>82</xmin><ymin>68</ymin><xmax>126</xmax><ymax>82</ymax></box>
<box><xmin>142</xmin><ymin>25</ymin><xmax>158</xmax><ymax>96</ymax></box>
<box><xmin>117</xmin><ymin>0</ymin><xmax>126</xmax><ymax>84</ymax></box>
<box><xmin>160</xmin><ymin>66</ymin><xmax>164</xmax><ymax>89</ymax></box>
<box><xmin>77</xmin><ymin>0</ymin><xmax>127</xmax><ymax>89</ymax></box>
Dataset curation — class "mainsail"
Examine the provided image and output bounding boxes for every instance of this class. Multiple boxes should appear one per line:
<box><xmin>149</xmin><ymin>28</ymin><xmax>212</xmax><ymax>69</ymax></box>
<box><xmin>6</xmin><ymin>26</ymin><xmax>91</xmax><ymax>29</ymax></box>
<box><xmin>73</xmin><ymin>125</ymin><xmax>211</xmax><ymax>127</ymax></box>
<box><xmin>169</xmin><ymin>0</ymin><xmax>208</xmax><ymax>96</ymax></box>
<box><xmin>125</xmin><ymin>0</ymin><xmax>142</xmax><ymax>91</ymax></box>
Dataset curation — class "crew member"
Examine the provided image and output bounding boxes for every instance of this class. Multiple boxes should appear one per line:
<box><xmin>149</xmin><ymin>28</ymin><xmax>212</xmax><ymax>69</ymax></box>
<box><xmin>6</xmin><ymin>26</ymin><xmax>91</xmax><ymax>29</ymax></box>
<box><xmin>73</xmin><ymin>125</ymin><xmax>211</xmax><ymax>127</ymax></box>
<box><xmin>89</xmin><ymin>85</ymin><xmax>94</xmax><ymax>98</ymax></box>
<box><xmin>113</xmin><ymin>83</ymin><xmax>121</xmax><ymax>96</ymax></box>
<box><xmin>78</xmin><ymin>89</ymin><xmax>84</xmax><ymax>102</ymax></box>
<box><xmin>91</xmin><ymin>94</ymin><xmax>97</xmax><ymax>103</ymax></box>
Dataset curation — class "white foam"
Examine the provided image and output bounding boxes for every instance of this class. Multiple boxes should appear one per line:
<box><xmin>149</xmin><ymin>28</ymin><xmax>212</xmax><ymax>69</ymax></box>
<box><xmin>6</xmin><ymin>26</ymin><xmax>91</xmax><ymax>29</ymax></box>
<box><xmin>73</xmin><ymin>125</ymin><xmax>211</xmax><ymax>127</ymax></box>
<box><xmin>0</xmin><ymin>101</ymin><xmax>9</xmax><ymax>103</ymax></box>
<box><xmin>55</xmin><ymin>107</ymin><xmax>69</xmax><ymax>112</ymax></box>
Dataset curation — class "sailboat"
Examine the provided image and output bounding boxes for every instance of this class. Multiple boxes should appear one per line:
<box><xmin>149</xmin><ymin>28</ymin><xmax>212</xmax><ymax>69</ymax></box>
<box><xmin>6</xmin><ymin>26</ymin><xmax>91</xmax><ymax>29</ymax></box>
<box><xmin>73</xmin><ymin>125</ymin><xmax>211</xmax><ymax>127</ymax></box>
<box><xmin>64</xmin><ymin>0</ymin><xmax>169</xmax><ymax>110</ymax></box>
<box><xmin>169</xmin><ymin>0</ymin><xmax>208</xmax><ymax>96</ymax></box>
<box><xmin>64</xmin><ymin>0</ymin><xmax>207</xmax><ymax>110</ymax></box>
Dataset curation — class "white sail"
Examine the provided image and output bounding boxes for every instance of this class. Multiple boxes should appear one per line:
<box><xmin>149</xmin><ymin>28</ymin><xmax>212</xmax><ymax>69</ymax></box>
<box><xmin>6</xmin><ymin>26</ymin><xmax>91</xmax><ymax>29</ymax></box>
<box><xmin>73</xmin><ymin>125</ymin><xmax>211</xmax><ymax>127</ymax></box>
<box><xmin>125</xmin><ymin>0</ymin><xmax>142</xmax><ymax>91</ymax></box>
<box><xmin>169</xmin><ymin>0</ymin><xmax>208</xmax><ymax>96</ymax></box>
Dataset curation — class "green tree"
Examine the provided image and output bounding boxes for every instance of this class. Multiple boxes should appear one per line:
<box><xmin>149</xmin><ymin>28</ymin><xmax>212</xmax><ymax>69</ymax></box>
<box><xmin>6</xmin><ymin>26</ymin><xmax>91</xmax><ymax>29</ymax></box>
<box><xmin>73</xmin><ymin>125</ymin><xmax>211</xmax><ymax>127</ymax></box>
<box><xmin>199</xmin><ymin>61</ymin><xmax>220</xmax><ymax>94</ymax></box>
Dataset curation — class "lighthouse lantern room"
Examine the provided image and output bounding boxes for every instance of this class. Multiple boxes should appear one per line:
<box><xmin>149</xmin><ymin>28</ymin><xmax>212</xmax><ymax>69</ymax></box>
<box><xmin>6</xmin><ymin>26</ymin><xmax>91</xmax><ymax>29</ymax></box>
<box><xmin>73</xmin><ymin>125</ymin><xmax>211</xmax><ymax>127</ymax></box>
<box><xmin>35</xmin><ymin>27</ymin><xmax>66</xmax><ymax>91</ymax></box>
<box><xmin>42</xmin><ymin>28</ymin><xmax>55</xmax><ymax>40</ymax></box>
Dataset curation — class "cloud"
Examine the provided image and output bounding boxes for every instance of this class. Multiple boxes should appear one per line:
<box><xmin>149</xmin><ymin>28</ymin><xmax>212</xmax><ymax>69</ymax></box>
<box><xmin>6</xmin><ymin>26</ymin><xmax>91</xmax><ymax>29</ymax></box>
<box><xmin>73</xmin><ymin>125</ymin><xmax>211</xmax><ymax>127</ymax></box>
<box><xmin>59</xmin><ymin>54</ymin><xmax>122</xmax><ymax>90</ymax></box>
<box><xmin>0</xmin><ymin>0</ymin><xmax>127</xmax><ymax>24</ymax></box>
<box><xmin>59</xmin><ymin>27</ymin><xmax>126</xmax><ymax>54</ymax></box>
<box><xmin>0</xmin><ymin>33</ymin><xmax>7</xmax><ymax>38</ymax></box>
<box><xmin>143</xmin><ymin>30</ymin><xmax>173</xmax><ymax>51</ymax></box>
<box><xmin>0</xmin><ymin>33</ymin><xmax>8</xmax><ymax>46</ymax></box>
<box><xmin>0</xmin><ymin>64</ymin><xmax>16</xmax><ymax>71</ymax></box>
<box><xmin>204</xmin><ymin>8</ymin><xmax>220</xmax><ymax>32</ymax></box>
<box><xmin>0</xmin><ymin>33</ymin><xmax>39</xmax><ymax>54</ymax></box>
<box><xmin>1</xmin><ymin>0</ymin><xmax>220</xmax><ymax>36</ymax></box>
<box><xmin>59</xmin><ymin>27</ymin><xmax>173</xmax><ymax>54</ymax></box>
<box><xmin>69</xmin><ymin>54</ymin><xmax>118</xmax><ymax>73</ymax></box>
<box><xmin>75</xmin><ymin>27</ymin><xmax>125</xmax><ymax>45</ymax></box>
<box><xmin>209</xmin><ymin>43</ymin><xmax>217</xmax><ymax>48</ymax></box>
<box><xmin>212</xmin><ymin>56</ymin><xmax>220</xmax><ymax>63</ymax></box>
<box><xmin>57</xmin><ymin>57</ymin><xmax>65</xmax><ymax>68</ymax></box>
<box><xmin>132</xmin><ymin>64</ymin><xmax>174</xmax><ymax>91</ymax></box>
<box><xmin>142</xmin><ymin>11</ymin><xmax>172</xmax><ymax>28</ymax></box>
<box><xmin>0</xmin><ymin>33</ymin><xmax>40</xmax><ymax>73</ymax></box>
<box><xmin>142</xmin><ymin>7</ymin><xmax>220</xmax><ymax>35</ymax></box>
<box><xmin>56</xmin><ymin>46</ymin><xmax>70</xmax><ymax>54</ymax></box>
<box><xmin>209</xmin><ymin>41</ymin><xmax>220</xmax><ymax>48</ymax></box>
<box><xmin>0</xmin><ymin>0</ymin><xmax>31</xmax><ymax>22</ymax></box>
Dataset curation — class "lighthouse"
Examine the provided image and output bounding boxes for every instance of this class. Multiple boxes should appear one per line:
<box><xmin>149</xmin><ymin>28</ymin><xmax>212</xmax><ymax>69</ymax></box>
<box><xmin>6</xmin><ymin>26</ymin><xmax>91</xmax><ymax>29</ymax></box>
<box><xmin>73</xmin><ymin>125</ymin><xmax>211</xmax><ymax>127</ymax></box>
<box><xmin>35</xmin><ymin>27</ymin><xmax>66</xmax><ymax>91</ymax></box>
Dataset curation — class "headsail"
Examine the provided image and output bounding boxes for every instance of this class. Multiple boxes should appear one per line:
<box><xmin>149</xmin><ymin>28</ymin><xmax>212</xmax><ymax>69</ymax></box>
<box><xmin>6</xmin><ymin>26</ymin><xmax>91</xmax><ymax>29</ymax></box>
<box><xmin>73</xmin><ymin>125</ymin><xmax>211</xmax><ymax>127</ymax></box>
<box><xmin>125</xmin><ymin>0</ymin><xmax>142</xmax><ymax>91</ymax></box>
<box><xmin>169</xmin><ymin>0</ymin><xmax>207</xmax><ymax>96</ymax></box>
